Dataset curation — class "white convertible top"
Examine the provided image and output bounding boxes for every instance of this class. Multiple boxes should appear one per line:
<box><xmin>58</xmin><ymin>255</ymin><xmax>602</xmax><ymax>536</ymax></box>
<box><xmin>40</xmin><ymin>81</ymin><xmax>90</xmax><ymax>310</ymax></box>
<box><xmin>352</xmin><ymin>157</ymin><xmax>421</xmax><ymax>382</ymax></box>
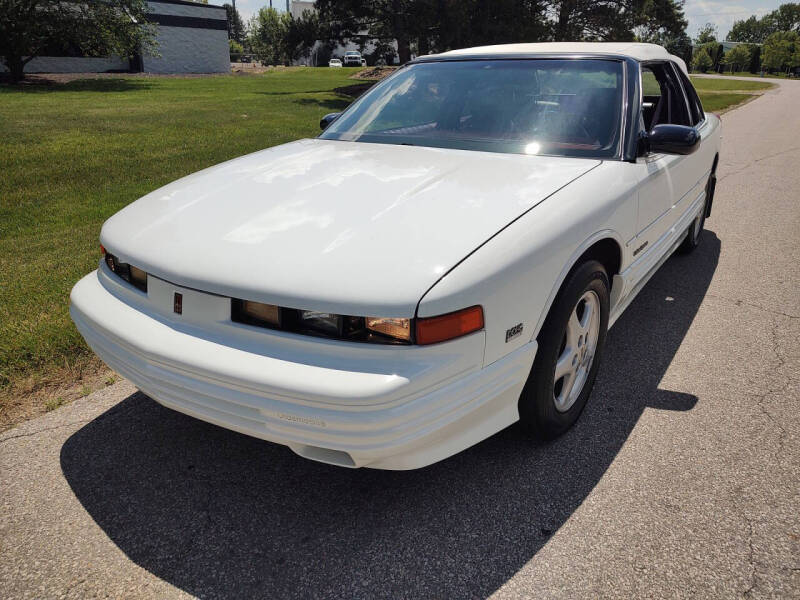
<box><xmin>435</xmin><ymin>42</ymin><xmax>688</xmax><ymax>74</ymax></box>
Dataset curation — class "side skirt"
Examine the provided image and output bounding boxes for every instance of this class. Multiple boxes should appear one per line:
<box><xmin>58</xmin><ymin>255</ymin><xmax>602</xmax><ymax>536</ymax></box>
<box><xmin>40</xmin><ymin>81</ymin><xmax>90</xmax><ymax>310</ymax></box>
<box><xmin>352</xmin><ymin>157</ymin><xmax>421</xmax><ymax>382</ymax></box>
<box><xmin>609</xmin><ymin>188</ymin><xmax>706</xmax><ymax>328</ymax></box>
<box><xmin>608</xmin><ymin>230</ymin><xmax>687</xmax><ymax>328</ymax></box>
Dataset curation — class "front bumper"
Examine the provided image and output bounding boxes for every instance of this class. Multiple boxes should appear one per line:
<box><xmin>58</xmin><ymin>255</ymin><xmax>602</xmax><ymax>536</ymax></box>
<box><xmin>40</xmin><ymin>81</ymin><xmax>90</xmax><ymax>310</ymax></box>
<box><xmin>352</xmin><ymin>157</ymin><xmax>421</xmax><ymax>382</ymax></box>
<box><xmin>69</xmin><ymin>268</ymin><xmax>537</xmax><ymax>469</ymax></box>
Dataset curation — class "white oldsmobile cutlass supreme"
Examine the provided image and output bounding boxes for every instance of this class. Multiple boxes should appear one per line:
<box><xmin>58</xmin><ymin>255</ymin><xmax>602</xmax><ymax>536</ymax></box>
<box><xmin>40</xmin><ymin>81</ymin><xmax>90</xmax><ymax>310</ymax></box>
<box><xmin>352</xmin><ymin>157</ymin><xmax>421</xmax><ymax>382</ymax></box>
<box><xmin>70</xmin><ymin>42</ymin><xmax>720</xmax><ymax>470</ymax></box>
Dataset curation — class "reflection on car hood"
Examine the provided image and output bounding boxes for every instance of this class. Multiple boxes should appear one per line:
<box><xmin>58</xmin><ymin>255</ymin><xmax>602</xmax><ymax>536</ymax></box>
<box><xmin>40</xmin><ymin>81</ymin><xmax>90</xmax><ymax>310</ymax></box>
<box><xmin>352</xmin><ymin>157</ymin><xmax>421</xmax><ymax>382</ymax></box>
<box><xmin>102</xmin><ymin>139</ymin><xmax>599</xmax><ymax>316</ymax></box>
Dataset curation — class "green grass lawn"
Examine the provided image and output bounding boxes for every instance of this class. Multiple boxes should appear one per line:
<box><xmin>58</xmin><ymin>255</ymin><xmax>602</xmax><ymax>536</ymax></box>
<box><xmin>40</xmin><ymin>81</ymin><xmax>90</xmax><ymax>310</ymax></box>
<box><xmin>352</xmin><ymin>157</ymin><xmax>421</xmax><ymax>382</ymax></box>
<box><xmin>696</xmin><ymin>92</ymin><xmax>756</xmax><ymax>112</ymax></box>
<box><xmin>689</xmin><ymin>76</ymin><xmax>774</xmax><ymax>91</ymax></box>
<box><xmin>689</xmin><ymin>76</ymin><xmax>774</xmax><ymax>113</ymax></box>
<box><xmin>0</xmin><ymin>68</ymin><xmax>771</xmax><ymax>400</ymax></box>
<box><xmin>701</xmin><ymin>70</ymin><xmax>793</xmax><ymax>79</ymax></box>
<box><xmin>0</xmin><ymin>67</ymin><xmax>363</xmax><ymax>393</ymax></box>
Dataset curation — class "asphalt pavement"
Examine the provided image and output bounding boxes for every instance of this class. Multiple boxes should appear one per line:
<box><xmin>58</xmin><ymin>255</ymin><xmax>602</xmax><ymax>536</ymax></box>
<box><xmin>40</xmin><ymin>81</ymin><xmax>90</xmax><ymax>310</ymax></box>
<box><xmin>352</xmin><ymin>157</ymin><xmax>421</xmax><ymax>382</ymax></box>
<box><xmin>1</xmin><ymin>77</ymin><xmax>798</xmax><ymax>599</ymax></box>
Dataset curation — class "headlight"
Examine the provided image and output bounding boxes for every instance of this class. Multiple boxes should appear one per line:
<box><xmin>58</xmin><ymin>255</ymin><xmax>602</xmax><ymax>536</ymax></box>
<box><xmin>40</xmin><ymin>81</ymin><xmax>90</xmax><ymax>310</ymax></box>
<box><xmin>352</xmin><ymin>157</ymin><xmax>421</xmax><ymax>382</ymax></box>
<box><xmin>231</xmin><ymin>298</ymin><xmax>481</xmax><ymax>346</ymax></box>
<box><xmin>129</xmin><ymin>265</ymin><xmax>147</xmax><ymax>291</ymax></box>
<box><xmin>231</xmin><ymin>299</ymin><xmax>413</xmax><ymax>344</ymax></box>
<box><xmin>299</xmin><ymin>311</ymin><xmax>342</xmax><ymax>336</ymax></box>
<box><xmin>232</xmin><ymin>299</ymin><xmax>281</xmax><ymax>327</ymax></box>
<box><xmin>103</xmin><ymin>251</ymin><xmax>147</xmax><ymax>293</ymax></box>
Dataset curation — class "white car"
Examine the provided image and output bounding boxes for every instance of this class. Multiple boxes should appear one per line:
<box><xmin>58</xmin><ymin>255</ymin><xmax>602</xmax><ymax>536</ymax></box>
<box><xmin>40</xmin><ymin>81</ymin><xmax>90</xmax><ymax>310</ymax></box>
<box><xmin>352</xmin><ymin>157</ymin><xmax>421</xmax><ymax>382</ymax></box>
<box><xmin>70</xmin><ymin>42</ymin><xmax>720</xmax><ymax>470</ymax></box>
<box><xmin>328</xmin><ymin>58</ymin><xmax>342</xmax><ymax>68</ymax></box>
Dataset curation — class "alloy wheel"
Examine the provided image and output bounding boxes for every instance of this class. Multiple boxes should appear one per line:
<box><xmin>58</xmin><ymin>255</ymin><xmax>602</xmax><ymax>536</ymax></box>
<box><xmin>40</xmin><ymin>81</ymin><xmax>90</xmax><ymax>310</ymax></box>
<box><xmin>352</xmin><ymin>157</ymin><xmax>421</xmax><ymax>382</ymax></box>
<box><xmin>553</xmin><ymin>290</ymin><xmax>601</xmax><ymax>412</ymax></box>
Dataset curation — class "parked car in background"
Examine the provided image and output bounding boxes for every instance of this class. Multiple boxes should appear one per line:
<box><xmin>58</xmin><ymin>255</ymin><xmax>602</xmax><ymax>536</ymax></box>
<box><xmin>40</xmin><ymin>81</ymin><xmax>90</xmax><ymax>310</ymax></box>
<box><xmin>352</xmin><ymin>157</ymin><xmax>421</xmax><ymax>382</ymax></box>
<box><xmin>71</xmin><ymin>42</ymin><xmax>720</xmax><ymax>470</ymax></box>
<box><xmin>328</xmin><ymin>58</ymin><xmax>342</xmax><ymax>68</ymax></box>
<box><xmin>343</xmin><ymin>51</ymin><xmax>363</xmax><ymax>66</ymax></box>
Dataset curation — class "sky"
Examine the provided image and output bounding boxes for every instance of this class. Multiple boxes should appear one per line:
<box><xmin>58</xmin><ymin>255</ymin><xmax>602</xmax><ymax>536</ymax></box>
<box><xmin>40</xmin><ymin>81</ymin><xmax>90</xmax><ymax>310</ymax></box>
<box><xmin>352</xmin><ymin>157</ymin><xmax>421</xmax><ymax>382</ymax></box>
<box><xmin>232</xmin><ymin>0</ymin><xmax>289</xmax><ymax>20</ymax></box>
<box><xmin>231</xmin><ymin>0</ymin><xmax>785</xmax><ymax>42</ymax></box>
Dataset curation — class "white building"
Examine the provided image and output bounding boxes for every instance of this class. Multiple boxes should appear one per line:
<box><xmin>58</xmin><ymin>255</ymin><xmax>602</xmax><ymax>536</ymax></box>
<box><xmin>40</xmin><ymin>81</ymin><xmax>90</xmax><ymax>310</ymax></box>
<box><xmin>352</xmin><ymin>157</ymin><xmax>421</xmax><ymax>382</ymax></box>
<box><xmin>141</xmin><ymin>0</ymin><xmax>230</xmax><ymax>73</ymax></box>
<box><xmin>290</xmin><ymin>0</ymin><xmax>316</xmax><ymax>19</ymax></box>
<box><xmin>2</xmin><ymin>0</ymin><xmax>230</xmax><ymax>75</ymax></box>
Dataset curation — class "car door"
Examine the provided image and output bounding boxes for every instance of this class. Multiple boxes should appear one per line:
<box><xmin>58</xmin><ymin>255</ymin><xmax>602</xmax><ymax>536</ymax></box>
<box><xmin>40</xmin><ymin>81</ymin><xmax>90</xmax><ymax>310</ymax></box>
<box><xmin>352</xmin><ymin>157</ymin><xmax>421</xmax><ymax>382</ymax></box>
<box><xmin>633</xmin><ymin>61</ymin><xmax>698</xmax><ymax>263</ymax></box>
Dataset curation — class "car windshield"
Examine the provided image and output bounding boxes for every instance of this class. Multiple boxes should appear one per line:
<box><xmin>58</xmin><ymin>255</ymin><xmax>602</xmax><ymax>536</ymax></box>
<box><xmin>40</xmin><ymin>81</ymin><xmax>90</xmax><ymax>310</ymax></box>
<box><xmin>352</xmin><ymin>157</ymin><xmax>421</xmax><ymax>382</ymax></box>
<box><xmin>320</xmin><ymin>59</ymin><xmax>624</xmax><ymax>158</ymax></box>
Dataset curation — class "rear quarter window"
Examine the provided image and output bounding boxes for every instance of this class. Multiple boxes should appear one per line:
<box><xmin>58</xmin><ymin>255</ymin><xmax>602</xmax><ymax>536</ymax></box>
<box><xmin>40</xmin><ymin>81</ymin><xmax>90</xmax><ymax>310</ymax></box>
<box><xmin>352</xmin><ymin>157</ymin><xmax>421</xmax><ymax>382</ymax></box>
<box><xmin>674</xmin><ymin>66</ymin><xmax>705</xmax><ymax>125</ymax></box>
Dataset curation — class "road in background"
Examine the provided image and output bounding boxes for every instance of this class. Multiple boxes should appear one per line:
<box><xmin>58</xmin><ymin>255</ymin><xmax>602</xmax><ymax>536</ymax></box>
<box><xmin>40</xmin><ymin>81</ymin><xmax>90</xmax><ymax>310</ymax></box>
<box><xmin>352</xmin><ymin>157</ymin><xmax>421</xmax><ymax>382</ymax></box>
<box><xmin>1</xmin><ymin>78</ymin><xmax>798</xmax><ymax>599</ymax></box>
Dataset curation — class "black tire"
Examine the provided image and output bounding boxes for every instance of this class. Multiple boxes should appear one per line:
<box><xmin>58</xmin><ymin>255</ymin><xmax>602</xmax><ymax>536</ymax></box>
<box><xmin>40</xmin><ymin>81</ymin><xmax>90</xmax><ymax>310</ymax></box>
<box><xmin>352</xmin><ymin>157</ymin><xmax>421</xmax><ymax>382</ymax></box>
<box><xmin>519</xmin><ymin>260</ymin><xmax>610</xmax><ymax>439</ymax></box>
<box><xmin>679</xmin><ymin>170</ymin><xmax>715</xmax><ymax>254</ymax></box>
<box><xmin>678</xmin><ymin>197</ymin><xmax>707</xmax><ymax>254</ymax></box>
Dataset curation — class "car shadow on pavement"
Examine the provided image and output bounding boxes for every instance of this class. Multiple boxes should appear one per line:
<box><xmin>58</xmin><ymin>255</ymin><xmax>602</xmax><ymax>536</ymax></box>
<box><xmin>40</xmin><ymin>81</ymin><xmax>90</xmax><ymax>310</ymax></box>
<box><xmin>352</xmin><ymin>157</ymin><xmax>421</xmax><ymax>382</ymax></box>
<box><xmin>61</xmin><ymin>232</ymin><xmax>720</xmax><ymax>599</ymax></box>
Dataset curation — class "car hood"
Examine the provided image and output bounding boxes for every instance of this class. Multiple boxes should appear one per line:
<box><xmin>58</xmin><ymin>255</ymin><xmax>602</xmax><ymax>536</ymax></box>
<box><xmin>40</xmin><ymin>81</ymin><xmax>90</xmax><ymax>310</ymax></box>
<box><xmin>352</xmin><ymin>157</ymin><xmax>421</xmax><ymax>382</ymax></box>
<box><xmin>102</xmin><ymin>139</ymin><xmax>599</xmax><ymax>317</ymax></box>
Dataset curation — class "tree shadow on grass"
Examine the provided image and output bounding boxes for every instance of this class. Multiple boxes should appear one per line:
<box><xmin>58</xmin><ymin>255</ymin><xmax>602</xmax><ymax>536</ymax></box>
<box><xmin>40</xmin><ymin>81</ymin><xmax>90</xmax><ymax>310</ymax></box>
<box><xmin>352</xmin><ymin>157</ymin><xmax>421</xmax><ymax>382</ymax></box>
<box><xmin>0</xmin><ymin>77</ymin><xmax>154</xmax><ymax>93</ymax></box>
<box><xmin>294</xmin><ymin>96</ymin><xmax>353</xmax><ymax>111</ymax></box>
<box><xmin>255</xmin><ymin>89</ymin><xmax>344</xmax><ymax>96</ymax></box>
<box><xmin>252</xmin><ymin>90</ymin><xmax>354</xmax><ymax>112</ymax></box>
<box><xmin>61</xmin><ymin>232</ymin><xmax>720</xmax><ymax>598</ymax></box>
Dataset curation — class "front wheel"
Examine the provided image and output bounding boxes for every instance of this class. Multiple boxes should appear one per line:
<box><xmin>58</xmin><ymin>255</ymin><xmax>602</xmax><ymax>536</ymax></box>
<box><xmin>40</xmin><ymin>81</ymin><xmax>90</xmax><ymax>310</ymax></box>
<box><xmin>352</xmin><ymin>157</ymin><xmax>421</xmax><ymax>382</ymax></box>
<box><xmin>519</xmin><ymin>260</ymin><xmax>610</xmax><ymax>439</ymax></box>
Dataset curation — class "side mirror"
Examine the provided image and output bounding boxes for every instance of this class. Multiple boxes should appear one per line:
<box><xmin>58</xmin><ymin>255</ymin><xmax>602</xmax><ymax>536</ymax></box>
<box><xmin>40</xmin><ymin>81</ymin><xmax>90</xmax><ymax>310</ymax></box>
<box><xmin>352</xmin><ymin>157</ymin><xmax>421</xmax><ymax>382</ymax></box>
<box><xmin>642</xmin><ymin>124</ymin><xmax>701</xmax><ymax>156</ymax></box>
<box><xmin>320</xmin><ymin>112</ymin><xmax>341</xmax><ymax>130</ymax></box>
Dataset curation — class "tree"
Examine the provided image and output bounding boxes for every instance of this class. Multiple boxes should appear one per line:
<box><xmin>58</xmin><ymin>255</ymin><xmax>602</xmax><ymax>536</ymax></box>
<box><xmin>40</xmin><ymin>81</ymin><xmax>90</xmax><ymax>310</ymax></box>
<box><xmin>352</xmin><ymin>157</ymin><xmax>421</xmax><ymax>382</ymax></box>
<box><xmin>223</xmin><ymin>3</ymin><xmax>246</xmax><ymax>45</ymax></box>
<box><xmin>229</xmin><ymin>39</ymin><xmax>244</xmax><ymax>60</ymax></box>
<box><xmin>313</xmin><ymin>0</ymin><xmax>691</xmax><ymax>65</ymax></box>
<box><xmin>762</xmin><ymin>30</ymin><xmax>799</xmax><ymax>72</ymax></box>
<box><xmin>771</xmin><ymin>2</ymin><xmax>800</xmax><ymax>33</ymax></box>
<box><xmin>633</xmin><ymin>0</ymin><xmax>692</xmax><ymax>64</ymax></box>
<box><xmin>712</xmin><ymin>42</ymin><xmax>724</xmax><ymax>71</ymax></box>
<box><xmin>728</xmin><ymin>3</ymin><xmax>800</xmax><ymax>43</ymax></box>
<box><xmin>550</xmin><ymin>0</ymin><xmax>633</xmax><ymax>42</ymax></box>
<box><xmin>694</xmin><ymin>22</ymin><xmax>717</xmax><ymax>44</ymax></box>
<box><xmin>315</xmin><ymin>0</ymin><xmax>550</xmax><ymax>65</ymax></box>
<box><xmin>284</xmin><ymin>9</ymin><xmax>320</xmax><ymax>63</ymax></box>
<box><xmin>692</xmin><ymin>47</ymin><xmax>713</xmax><ymax>72</ymax></box>
<box><xmin>0</xmin><ymin>0</ymin><xmax>156</xmax><ymax>82</ymax></box>
<box><xmin>721</xmin><ymin>43</ymin><xmax>750</xmax><ymax>72</ymax></box>
<box><xmin>248</xmin><ymin>7</ymin><xmax>291</xmax><ymax>65</ymax></box>
<box><xmin>728</xmin><ymin>16</ymin><xmax>768</xmax><ymax>43</ymax></box>
<box><xmin>747</xmin><ymin>44</ymin><xmax>761</xmax><ymax>72</ymax></box>
<box><xmin>315</xmin><ymin>0</ymin><xmax>418</xmax><ymax>64</ymax></box>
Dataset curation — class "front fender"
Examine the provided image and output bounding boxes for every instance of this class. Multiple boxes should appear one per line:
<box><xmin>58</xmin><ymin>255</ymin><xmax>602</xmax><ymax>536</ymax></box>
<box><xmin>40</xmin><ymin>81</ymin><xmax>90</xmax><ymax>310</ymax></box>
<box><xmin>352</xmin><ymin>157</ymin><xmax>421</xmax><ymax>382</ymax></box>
<box><xmin>417</xmin><ymin>163</ymin><xmax>638</xmax><ymax>367</ymax></box>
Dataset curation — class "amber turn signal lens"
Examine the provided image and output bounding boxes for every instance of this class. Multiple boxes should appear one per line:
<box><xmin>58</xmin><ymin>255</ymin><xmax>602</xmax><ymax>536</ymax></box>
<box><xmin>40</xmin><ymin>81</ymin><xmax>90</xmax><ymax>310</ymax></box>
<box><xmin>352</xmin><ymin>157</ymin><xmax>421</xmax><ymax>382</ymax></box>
<box><xmin>415</xmin><ymin>306</ymin><xmax>484</xmax><ymax>345</ymax></box>
<box><xmin>365</xmin><ymin>317</ymin><xmax>411</xmax><ymax>342</ymax></box>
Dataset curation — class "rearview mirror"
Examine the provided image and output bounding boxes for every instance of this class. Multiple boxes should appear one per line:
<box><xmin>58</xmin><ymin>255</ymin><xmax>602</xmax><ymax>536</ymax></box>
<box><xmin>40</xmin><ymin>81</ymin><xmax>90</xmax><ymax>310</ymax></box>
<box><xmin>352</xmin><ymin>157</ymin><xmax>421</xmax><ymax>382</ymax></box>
<box><xmin>320</xmin><ymin>112</ymin><xmax>341</xmax><ymax>130</ymax></box>
<box><xmin>643</xmin><ymin>124</ymin><xmax>701</xmax><ymax>156</ymax></box>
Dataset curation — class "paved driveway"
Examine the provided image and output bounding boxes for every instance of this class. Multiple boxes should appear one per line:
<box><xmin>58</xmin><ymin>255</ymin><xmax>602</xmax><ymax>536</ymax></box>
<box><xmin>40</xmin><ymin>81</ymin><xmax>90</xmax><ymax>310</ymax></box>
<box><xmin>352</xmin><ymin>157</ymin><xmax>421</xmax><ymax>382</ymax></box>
<box><xmin>1</xmin><ymin>79</ymin><xmax>798</xmax><ymax>599</ymax></box>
